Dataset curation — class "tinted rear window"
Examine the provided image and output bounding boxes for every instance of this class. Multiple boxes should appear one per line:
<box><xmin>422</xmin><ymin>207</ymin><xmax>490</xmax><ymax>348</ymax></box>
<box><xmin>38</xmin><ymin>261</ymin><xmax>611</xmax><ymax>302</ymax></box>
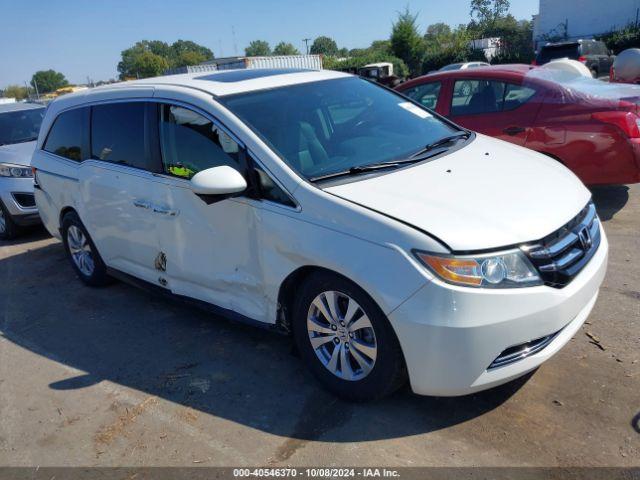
<box><xmin>43</xmin><ymin>108</ymin><xmax>85</xmax><ymax>161</ymax></box>
<box><xmin>537</xmin><ymin>44</ymin><xmax>579</xmax><ymax>64</ymax></box>
<box><xmin>91</xmin><ymin>103</ymin><xmax>147</xmax><ymax>169</ymax></box>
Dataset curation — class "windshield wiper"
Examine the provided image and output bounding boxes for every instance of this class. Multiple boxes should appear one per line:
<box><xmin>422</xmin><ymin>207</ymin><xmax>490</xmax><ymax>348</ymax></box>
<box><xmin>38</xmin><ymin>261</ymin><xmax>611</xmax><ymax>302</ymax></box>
<box><xmin>408</xmin><ymin>131</ymin><xmax>471</xmax><ymax>159</ymax></box>
<box><xmin>309</xmin><ymin>131</ymin><xmax>471</xmax><ymax>183</ymax></box>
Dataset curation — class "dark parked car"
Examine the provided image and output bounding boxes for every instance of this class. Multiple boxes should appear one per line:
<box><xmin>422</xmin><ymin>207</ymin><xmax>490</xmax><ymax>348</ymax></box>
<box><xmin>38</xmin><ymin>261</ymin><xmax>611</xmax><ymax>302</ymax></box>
<box><xmin>534</xmin><ymin>39</ymin><xmax>614</xmax><ymax>78</ymax></box>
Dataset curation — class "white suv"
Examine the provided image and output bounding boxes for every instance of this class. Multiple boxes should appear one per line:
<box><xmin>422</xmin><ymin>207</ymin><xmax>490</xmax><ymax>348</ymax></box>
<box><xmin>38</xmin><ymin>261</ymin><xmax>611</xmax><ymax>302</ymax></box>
<box><xmin>32</xmin><ymin>69</ymin><xmax>607</xmax><ymax>401</ymax></box>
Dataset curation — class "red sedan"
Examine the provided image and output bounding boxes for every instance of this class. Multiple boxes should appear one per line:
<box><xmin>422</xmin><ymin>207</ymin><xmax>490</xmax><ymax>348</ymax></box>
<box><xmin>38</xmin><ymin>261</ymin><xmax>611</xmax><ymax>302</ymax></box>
<box><xmin>396</xmin><ymin>64</ymin><xmax>640</xmax><ymax>185</ymax></box>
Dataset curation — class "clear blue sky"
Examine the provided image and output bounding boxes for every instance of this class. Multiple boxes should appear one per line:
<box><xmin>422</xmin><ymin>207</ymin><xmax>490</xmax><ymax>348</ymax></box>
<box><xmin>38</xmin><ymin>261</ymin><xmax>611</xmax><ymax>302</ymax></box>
<box><xmin>0</xmin><ymin>0</ymin><xmax>538</xmax><ymax>87</ymax></box>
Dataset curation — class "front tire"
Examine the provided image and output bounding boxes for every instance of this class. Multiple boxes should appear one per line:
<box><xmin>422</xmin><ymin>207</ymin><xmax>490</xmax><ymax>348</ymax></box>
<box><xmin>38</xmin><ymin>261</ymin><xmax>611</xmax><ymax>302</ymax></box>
<box><xmin>293</xmin><ymin>272</ymin><xmax>407</xmax><ymax>402</ymax></box>
<box><xmin>0</xmin><ymin>201</ymin><xmax>21</xmax><ymax>240</ymax></box>
<box><xmin>61</xmin><ymin>211</ymin><xmax>111</xmax><ymax>286</ymax></box>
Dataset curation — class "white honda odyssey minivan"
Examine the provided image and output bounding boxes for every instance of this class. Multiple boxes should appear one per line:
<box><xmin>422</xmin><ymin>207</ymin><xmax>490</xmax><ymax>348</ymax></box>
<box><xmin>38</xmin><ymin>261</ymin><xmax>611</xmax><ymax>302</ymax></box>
<box><xmin>32</xmin><ymin>69</ymin><xmax>607</xmax><ymax>401</ymax></box>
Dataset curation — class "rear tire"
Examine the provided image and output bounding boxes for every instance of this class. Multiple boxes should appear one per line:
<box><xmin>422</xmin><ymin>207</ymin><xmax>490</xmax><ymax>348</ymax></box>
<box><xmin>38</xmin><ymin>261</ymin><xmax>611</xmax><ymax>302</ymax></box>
<box><xmin>0</xmin><ymin>201</ymin><xmax>21</xmax><ymax>240</ymax></box>
<box><xmin>292</xmin><ymin>271</ymin><xmax>407</xmax><ymax>402</ymax></box>
<box><xmin>61</xmin><ymin>211</ymin><xmax>111</xmax><ymax>287</ymax></box>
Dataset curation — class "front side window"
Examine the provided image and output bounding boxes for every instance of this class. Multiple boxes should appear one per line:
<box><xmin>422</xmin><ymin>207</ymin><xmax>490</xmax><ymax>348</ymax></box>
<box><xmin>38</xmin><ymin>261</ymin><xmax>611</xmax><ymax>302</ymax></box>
<box><xmin>43</xmin><ymin>108</ymin><xmax>85</xmax><ymax>161</ymax></box>
<box><xmin>403</xmin><ymin>82</ymin><xmax>441</xmax><ymax>109</ymax></box>
<box><xmin>91</xmin><ymin>103</ymin><xmax>147</xmax><ymax>169</ymax></box>
<box><xmin>220</xmin><ymin>77</ymin><xmax>457</xmax><ymax>180</ymax></box>
<box><xmin>451</xmin><ymin>79</ymin><xmax>506</xmax><ymax>116</ymax></box>
<box><xmin>0</xmin><ymin>107</ymin><xmax>45</xmax><ymax>147</ymax></box>
<box><xmin>159</xmin><ymin>104</ymin><xmax>241</xmax><ymax>179</ymax></box>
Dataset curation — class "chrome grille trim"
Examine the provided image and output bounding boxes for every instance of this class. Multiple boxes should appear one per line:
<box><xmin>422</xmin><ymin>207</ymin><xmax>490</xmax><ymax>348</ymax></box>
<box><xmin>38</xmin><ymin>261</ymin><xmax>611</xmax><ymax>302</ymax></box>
<box><xmin>488</xmin><ymin>330</ymin><xmax>561</xmax><ymax>370</ymax></box>
<box><xmin>522</xmin><ymin>202</ymin><xmax>600</xmax><ymax>288</ymax></box>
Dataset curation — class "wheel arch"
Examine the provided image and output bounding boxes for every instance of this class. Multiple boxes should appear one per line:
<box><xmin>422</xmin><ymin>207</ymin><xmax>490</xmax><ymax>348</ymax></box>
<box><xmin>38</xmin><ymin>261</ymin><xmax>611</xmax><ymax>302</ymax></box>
<box><xmin>277</xmin><ymin>265</ymin><xmax>344</xmax><ymax>333</ymax></box>
<box><xmin>59</xmin><ymin>206</ymin><xmax>79</xmax><ymax>229</ymax></box>
<box><xmin>276</xmin><ymin>265</ymin><xmax>393</xmax><ymax>335</ymax></box>
<box><xmin>539</xmin><ymin>151</ymin><xmax>565</xmax><ymax>165</ymax></box>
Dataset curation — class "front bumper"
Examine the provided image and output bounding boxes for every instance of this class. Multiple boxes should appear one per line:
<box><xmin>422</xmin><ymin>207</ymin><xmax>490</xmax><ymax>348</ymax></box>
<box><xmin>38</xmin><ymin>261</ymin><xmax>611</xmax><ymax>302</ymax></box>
<box><xmin>0</xmin><ymin>177</ymin><xmax>40</xmax><ymax>225</ymax></box>
<box><xmin>389</xmin><ymin>228</ymin><xmax>608</xmax><ymax>396</ymax></box>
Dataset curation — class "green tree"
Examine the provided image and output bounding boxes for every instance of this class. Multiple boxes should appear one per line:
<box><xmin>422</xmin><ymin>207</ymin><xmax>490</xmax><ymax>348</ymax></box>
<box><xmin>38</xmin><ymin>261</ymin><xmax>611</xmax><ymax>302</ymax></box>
<box><xmin>2</xmin><ymin>85</ymin><xmax>29</xmax><ymax>100</ymax></box>
<box><xmin>324</xmin><ymin>52</ymin><xmax>409</xmax><ymax>79</ymax></box>
<box><xmin>596</xmin><ymin>22</ymin><xmax>640</xmax><ymax>54</ymax></box>
<box><xmin>425</xmin><ymin>23</ymin><xmax>452</xmax><ymax>40</ymax></box>
<box><xmin>171</xmin><ymin>39</ymin><xmax>213</xmax><ymax>61</ymax></box>
<box><xmin>490</xmin><ymin>18</ymin><xmax>534</xmax><ymax>64</ymax></box>
<box><xmin>173</xmin><ymin>50</ymin><xmax>208</xmax><ymax>68</ymax></box>
<box><xmin>369</xmin><ymin>40</ymin><xmax>392</xmax><ymax>54</ymax></box>
<box><xmin>349</xmin><ymin>48</ymin><xmax>367</xmax><ymax>57</ymax></box>
<box><xmin>31</xmin><ymin>70</ymin><xmax>68</xmax><ymax>93</ymax></box>
<box><xmin>273</xmin><ymin>42</ymin><xmax>300</xmax><ymax>56</ymax></box>
<box><xmin>470</xmin><ymin>0</ymin><xmax>510</xmax><ymax>33</ymax></box>
<box><xmin>310</xmin><ymin>36</ymin><xmax>339</xmax><ymax>56</ymax></box>
<box><xmin>245</xmin><ymin>40</ymin><xmax>271</xmax><ymax>56</ymax></box>
<box><xmin>118</xmin><ymin>46</ymin><xmax>169</xmax><ymax>79</ymax></box>
<box><xmin>118</xmin><ymin>39</ymin><xmax>213</xmax><ymax>78</ymax></box>
<box><xmin>390</xmin><ymin>7</ymin><xmax>425</xmax><ymax>76</ymax></box>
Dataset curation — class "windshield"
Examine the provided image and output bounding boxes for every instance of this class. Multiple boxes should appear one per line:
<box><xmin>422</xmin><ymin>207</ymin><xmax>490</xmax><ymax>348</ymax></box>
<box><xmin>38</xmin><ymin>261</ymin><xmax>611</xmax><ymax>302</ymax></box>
<box><xmin>0</xmin><ymin>107</ymin><xmax>45</xmax><ymax>146</ymax></box>
<box><xmin>220</xmin><ymin>77</ymin><xmax>458</xmax><ymax>180</ymax></box>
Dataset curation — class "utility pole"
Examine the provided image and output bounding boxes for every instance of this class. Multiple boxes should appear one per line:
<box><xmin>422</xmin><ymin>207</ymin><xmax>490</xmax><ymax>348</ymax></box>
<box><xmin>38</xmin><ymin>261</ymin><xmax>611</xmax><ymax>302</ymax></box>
<box><xmin>32</xmin><ymin>78</ymin><xmax>40</xmax><ymax>100</ymax></box>
<box><xmin>303</xmin><ymin>38</ymin><xmax>312</xmax><ymax>54</ymax></box>
<box><xmin>232</xmin><ymin>26</ymin><xmax>238</xmax><ymax>56</ymax></box>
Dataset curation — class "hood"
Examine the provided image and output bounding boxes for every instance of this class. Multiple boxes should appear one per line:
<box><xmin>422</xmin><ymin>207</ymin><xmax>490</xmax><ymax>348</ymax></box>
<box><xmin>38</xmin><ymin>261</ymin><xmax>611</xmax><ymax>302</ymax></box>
<box><xmin>325</xmin><ymin>134</ymin><xmax>590</xmax><ymax>251</ymax></box>
<box><xmin>0</xmin><ymin>141</ymin><xmax>37</xmax><ymax>167</ymax></box>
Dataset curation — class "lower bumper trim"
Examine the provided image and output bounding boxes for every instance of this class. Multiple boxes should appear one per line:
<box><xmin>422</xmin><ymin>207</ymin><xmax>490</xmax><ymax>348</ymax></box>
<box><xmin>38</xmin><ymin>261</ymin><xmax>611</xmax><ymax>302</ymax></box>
<box><xmin>488</xmin><ymin>329</ymin><xmax>562</xmax><ymax>370</ymax></box>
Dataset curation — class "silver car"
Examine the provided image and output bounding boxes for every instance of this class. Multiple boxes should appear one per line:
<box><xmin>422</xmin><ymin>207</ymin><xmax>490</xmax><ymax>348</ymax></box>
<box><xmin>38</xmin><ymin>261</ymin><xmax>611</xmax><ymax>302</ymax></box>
<box><xmin>0</xmin><ymin>102</ymin><xmax>45</xmax><ymax>239</ymax></box>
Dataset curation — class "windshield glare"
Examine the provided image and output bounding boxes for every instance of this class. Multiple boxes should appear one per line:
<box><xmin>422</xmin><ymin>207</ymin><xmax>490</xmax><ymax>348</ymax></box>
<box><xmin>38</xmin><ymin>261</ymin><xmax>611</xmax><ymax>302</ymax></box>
<box><xmin>221</xmin><ymin>77</ymin><xmax>458</xmax><ymax>180</ymax></box>
<box><xmin>0</xmin><ymin>108</ymin><xmax>45</xmax><ymax>146</ymax></box>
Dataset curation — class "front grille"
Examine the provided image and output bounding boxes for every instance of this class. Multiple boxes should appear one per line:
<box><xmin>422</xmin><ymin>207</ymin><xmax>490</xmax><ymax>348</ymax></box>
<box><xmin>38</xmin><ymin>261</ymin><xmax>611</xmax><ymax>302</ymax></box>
<box><xmin>488</xmin><ymin>330</ymin><xmax>561</xmax><ymax>370</ymax></box>
<box><xmin>522</xmin><ymin>202</ymin><xmax>600</xmax><ymax>288</ymax></box>
<box><xmin>12</xmin><ymin>192</ymin><xmax>36</xmax><ymax>208</ymax></box>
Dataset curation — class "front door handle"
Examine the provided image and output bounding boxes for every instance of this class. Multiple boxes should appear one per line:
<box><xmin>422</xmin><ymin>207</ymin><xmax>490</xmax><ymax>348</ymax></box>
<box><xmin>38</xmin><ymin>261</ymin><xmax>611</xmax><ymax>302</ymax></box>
<box><xmin>152</xmin><ymin>205</ymin><xmax>179</xmax><ymax>216</ymax></box>
<box><xmin>133</xmin><ymin>199</ymin><xmax>151</xmax><ymax>209</ymax></box>
<box><xmin>503</xmin><ymin>126</ymin><xmax>526</xmax><ymax>136</ymax></box>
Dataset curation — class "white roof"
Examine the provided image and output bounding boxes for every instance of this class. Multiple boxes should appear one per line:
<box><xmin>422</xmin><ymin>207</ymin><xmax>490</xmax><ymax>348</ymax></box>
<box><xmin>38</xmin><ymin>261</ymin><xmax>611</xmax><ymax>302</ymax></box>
<box><xmin>61</xmin><ymin>68</ymin><xmax>351</xmax><ymax>103</ymax></box>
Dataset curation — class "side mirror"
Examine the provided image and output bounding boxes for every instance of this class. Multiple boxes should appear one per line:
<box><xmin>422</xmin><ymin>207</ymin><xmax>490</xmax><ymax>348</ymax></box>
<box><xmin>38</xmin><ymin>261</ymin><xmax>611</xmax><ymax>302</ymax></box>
<box><xmin>190</xmin><ymin>166</ymin><xmax>247</xmax><ymax>195</ymax></box>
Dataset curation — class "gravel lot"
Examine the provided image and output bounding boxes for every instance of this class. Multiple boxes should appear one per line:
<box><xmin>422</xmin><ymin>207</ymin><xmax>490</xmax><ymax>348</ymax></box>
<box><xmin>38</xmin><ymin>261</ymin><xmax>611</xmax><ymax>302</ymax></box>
<box><xmin>0</xmin><ymin>184</ymin><xmax>638</xmax><ymax>467</ymax></box>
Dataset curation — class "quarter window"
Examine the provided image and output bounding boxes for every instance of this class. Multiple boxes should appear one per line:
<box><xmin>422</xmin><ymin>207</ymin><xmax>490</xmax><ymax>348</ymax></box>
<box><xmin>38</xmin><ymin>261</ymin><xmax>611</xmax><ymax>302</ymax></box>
<box><xmin>43</xmin><ymin>108</ymin><xmax>85</xmax><ymax>161</ymax></box>
<box><xmin>252</xmin><ymin>162</ymin><xmax>296</xmax><ymax>208</ymax></box>
<box><xmin>91</xmin><ymin>103</ymin><xmax>148</xmax><ymax>169</ymax></box>
<box><xmin>403</xmin><ymin>82</ymin><xmax>441</xmax><ymax>109</ymax></box>
<box><xmin>158</xmin><ymin>104</ymin><xmax>241</xmax><ymax>179</ymax></box>
<box><xmin>503</xmin><ymin>84</ymin><xmax>536</xmax><ymax>111</ymax></box>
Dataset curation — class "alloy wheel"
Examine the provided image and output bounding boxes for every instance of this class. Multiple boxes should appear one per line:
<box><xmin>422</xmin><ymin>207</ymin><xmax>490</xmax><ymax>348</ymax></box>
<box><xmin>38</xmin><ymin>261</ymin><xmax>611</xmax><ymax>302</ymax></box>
<box><xmin>306</xmin><ymin>290</ymin><xmax>377</xmax><ymax>381</ymax></box>
<box><xmin>67</xmin><ymin>225</ymin><xmax>95</xmax><ymax>276</ymax></box>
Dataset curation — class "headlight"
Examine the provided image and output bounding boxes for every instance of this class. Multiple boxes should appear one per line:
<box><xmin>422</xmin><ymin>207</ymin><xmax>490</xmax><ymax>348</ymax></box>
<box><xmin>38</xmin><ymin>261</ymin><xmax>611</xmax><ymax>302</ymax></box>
<box><xmin>0</xmin><ymin>163</ymin><xmax>34</xmax><ymax>178</ymax></box>
<box><xmin>414</xmin><ymin>249</ymin><xmax>542</xmax><ymax>288</ymax></box>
